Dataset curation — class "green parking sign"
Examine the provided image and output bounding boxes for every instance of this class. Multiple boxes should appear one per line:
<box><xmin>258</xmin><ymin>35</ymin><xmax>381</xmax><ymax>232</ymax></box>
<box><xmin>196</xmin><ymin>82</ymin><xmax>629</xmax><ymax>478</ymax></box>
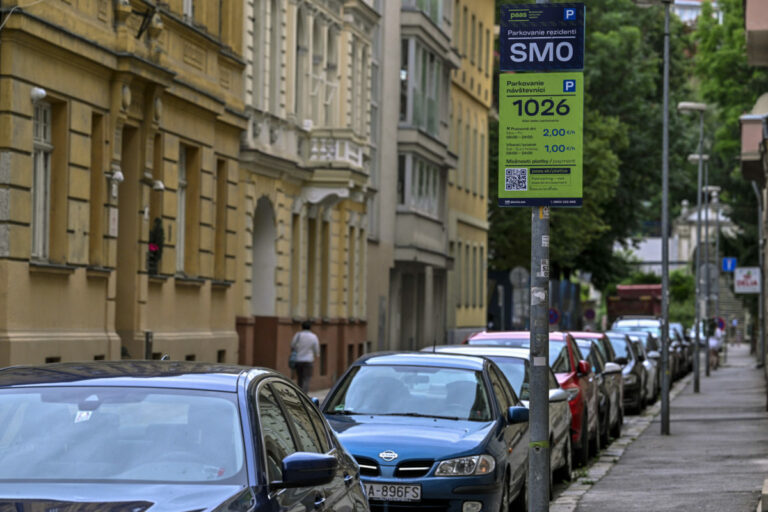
<box><xmin>498</xmin><ymin>72</ymin><xmax>583</xmax><ymax>207</ymax></box>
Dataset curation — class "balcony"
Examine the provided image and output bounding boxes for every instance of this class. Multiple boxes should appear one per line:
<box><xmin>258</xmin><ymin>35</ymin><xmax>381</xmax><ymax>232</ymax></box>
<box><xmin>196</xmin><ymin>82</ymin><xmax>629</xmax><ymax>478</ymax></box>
<box><xmin>306</xmin><ymin>128</ymin><xmax>366</xmax><ymax>170</ymax></box>
<box><xmin>746</xmin><ymin>0</ymin><xmax>768</xmax><ymax>66</ymax></box>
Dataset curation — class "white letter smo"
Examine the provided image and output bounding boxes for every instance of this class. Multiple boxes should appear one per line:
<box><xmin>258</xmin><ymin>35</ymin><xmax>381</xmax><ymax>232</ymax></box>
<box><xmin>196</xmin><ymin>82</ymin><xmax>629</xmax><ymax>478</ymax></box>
<box><xmin>510</xmin><ymin>42</ymin><xmax>574</xmax><ymax>63</ymax></box>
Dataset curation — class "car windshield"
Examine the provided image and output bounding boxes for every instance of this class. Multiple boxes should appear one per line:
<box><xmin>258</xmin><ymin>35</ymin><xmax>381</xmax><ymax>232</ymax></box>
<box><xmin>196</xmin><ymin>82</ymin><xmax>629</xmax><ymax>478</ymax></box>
<box><xmin>467</xmin><ymin>337</ymin><xmax>530</xmax><ymax>348</ymax></box>
<box><xmin>488</xmin><ymin>357</ymin><xmax>529</xmax><ymax>401</ymax></box>
<box><xmin>326</xmin><ymin>365</ymin><xmax>492</xmax><ymax>421</ymax></box>
<box><xmin>607</xmin><ymin>337</ymin><xmax>629</xmax><ymax>359</ymax></box>
<box><xmin>0</xmin><ymin>387</ymin><xmax>246</xmax><ymax>484</ymax></box>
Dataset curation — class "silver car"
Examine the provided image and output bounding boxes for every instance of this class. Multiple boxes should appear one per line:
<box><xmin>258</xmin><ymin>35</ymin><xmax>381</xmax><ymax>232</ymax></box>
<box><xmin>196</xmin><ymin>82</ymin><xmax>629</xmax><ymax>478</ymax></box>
<box><xmin>424</xmin><ymin>345</ymin><xmax>573</xmax><ymax>487</ymax></box>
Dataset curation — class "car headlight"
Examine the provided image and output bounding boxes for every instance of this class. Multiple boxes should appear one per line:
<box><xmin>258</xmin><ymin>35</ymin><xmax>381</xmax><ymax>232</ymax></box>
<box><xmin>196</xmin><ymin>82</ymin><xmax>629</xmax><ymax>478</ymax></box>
<box><xmin>435</xmin><ymin>455</ymin><xmax>495</xmax><ymax>476</ymax></box>
<box><xmin>623</xmin><ymin>374</ymin><xmax>638</xmax><ymax>385</ymax></box>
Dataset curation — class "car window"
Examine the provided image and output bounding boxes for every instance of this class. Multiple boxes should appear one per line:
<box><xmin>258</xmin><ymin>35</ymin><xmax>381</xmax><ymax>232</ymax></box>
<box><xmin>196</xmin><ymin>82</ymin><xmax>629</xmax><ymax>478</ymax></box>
<box><xmin>488</xmin><ymin>367</ymin><xmax>512</xmax><ymax>411</ymax></box>
<box><xmin>258</xmin><ymin>384</ymin><xmax>298</xmax><ymax>482</ymax></box>
<box><xmin>0</xmin><ymin>387</ymin><xmax>246</xmax><ymax>483</ymax></box>
<box><xmin>325</xmin><ymin>365</ymin><xmax>492</xmax><ymax>421</ymax></box>
<box><xmin>550</xmin><ymin>341</ymin><xmax>571</xmax><ymax>373</ymax></box>
<box><xmin>590</xmin><ymin>345</ymin><xmax>606</xmax><ymax>373</ymax></box>
<box><xmin>607</xmin><ymin>336</ymin><xmax>629</xmax><ymax>360</ymax></box>
<box><xmin>300</xmin><ymin>394</ymin><xmax>331</xmax><ymax>453</ymax></box>
<box><xmin>548</xmin><ymin>370</ymin><xmax>559</xmax><ymax>390</ymax></box>
<box><xmin>571</xmin><ymin>340</ymin><xmax>586</xmax><ymax>362</ymax></box>
<box><xmin>271</xmin><ymin>382</ymin><xmax>325</xmax><ymax>454</ymax></box>
<box><xmin>489</xmin><ymin>356</ymin><xmax>528</xmax><ymax>401</ymax></box>
<box><xmin>467</xmin><ymin>337</ymin><xmax>530</xmax><ymax>347</ymax></box>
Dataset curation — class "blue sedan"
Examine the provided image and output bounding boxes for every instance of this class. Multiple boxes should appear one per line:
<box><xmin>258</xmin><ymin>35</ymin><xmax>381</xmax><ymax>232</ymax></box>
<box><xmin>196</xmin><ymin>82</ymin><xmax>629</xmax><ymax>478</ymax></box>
<box><xmin>321</xmin><ymin>352</ymin><xmax>530</xmax><ymax>512</ymax></box>
<box><xmin>0</xmin><ymin>361</ymin><xmax>369</xmax><ymax>512</ymax></box>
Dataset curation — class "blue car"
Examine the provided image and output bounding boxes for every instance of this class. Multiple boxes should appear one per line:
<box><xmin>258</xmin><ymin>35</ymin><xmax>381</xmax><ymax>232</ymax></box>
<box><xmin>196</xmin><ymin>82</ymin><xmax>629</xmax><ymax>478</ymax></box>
<box><xmin>321</xmin><ymin>352</ymin><xmax>530</xmax><ymax>512</ymax></box>
<box><xmin>0</xmin><ymin>361</ymin><xmax>369</xmax><ymax>512</ymax></box>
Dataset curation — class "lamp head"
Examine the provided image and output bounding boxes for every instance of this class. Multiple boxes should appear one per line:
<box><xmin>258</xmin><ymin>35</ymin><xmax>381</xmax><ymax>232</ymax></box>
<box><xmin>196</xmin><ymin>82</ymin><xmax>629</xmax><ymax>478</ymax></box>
<box><xmin>111</xmin><ymin>170</ymin><xmax>125</xmax><ymax>184</ymax></box>
<box><xmin>30</xmin><ymin>87</ymin><xmax>47</xmax><ymax>103</ymax></box>
<box><xmin>687</xmin><ymin>153</ymin><xmax>709</xmax><ymax>164</ymax></box>
<box><xmin>152</xmin><ymin>180</ymin><xmax>165</xmax><ymax>191</ymax></box>
<box><xmin>677</xmin><ymin>101</ymin><xmax>707</xmax><ymax>113</ymax></box>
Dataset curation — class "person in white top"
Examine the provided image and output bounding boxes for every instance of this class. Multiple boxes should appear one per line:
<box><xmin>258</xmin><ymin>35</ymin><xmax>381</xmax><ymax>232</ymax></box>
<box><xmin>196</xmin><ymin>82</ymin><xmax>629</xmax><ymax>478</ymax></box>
<box><xmin>291</xmin><ymin>321</ymin><xmax>320</xmax><ymax>392</ymax></box>
<box><xmin>708</xmin><ymin>320</ymin><xmax>722</xmax><ymax>370</ymax></box>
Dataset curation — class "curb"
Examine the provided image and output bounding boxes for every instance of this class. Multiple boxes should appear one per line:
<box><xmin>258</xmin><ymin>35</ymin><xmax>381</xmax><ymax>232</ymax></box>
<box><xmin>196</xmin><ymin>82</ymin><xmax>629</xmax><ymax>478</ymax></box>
<box><xmin>549</xmin><ymin>373</ymin><xmax>693</xmax><ymax>512</ymax></box>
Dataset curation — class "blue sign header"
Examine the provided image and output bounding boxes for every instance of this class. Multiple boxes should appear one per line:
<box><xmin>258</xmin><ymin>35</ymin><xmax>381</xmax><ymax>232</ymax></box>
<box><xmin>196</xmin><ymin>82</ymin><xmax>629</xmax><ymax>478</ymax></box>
<box><xmin>500</xmin><ymin>3</ymin><xmax>585</xmax><ymax>72</ymax></box>
<box><xmin>722</xmin><ymin>257</ymin><xmax>737</xmax><ymax>272</ymax></box>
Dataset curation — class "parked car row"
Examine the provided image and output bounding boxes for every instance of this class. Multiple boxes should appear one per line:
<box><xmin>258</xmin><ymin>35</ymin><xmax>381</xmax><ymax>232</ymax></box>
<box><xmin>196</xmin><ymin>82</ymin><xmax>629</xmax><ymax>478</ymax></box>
<box><xmin>0</xmin><ymin>315</ymin><xmax>691</xmax><ymax>511</ymax></box>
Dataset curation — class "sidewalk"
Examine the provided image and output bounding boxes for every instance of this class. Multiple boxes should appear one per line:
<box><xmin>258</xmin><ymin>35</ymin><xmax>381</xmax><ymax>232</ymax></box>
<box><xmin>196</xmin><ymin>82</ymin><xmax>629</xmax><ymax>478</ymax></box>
<box><xmin>573</xmin><ymin>344</ymin><xmax>768</xmax><ymax>512</ymax></box>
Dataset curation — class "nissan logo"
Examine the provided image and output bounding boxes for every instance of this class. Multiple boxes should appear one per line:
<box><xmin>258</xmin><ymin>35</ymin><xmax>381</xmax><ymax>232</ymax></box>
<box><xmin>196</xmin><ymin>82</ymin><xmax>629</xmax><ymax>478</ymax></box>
<box><xmin>379</xmin><ymin>450</ymin><xmax>398</xmax><ymax>462</ymax></box>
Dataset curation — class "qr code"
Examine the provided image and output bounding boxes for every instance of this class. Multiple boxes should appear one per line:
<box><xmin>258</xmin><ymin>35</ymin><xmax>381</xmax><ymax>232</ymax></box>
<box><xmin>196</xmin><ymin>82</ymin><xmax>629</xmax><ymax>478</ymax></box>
<box><xmin>505</xmin><ymin>168</ymin><xmax>527</xmax><ymax>191</ymax></box>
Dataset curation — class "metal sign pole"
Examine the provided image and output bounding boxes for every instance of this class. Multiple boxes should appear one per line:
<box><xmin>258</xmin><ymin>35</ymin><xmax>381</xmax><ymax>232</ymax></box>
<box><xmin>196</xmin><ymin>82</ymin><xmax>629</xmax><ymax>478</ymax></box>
<box><xmin>693</xmin><ymin>116</ymin><xmax>703</xmax><ymax>393</ymax></box>
<box><xmin>660</xmin><ymin>0</ymin><xmax>671</xmax><ymax>435</ymax></box>
<box><xmin>705</xmin><ymin>161</ymin><xmax>711</xmax><ymax>377</ymax></box>
<box><xmin>529</xmin><ymin>206</ymin><xmax>550</xmax><ymax>512</ymax></box>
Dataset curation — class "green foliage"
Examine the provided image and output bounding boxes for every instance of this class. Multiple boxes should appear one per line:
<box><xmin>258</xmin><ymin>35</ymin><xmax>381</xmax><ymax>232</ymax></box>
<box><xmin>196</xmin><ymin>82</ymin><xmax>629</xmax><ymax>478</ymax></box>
<box><xmin>669</xmin><ymin>270</ymin><xmax>695</xmax><ymax>325</ymax></box>
<box><xmin>490</xmin><ymin>0</ymin><xmax>693</xmax><ymax>291</ymax></box>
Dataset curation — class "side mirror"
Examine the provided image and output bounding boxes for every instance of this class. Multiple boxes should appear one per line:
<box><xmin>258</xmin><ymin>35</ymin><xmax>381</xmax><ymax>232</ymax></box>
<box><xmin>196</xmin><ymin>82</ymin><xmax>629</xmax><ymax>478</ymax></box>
<box><xmin>603</xmin><ymin>362</ymin><xmax>622</xmax><ymax>374</ymax></box>
<box><xmin>548</xmin><ymin>388</ymin><xmax>569</xmax><ymax>403</ymax></box>
<box><xmin>311</xmin><ymin>397</ymin><xmax>321</xmax><ymax>408</ymax></box>
<box><xmin>273</xmin><ymin>452</ymin><xmax>338</xmax><ymax>488</ymax></box>
<box><xmin>508</xmin><ymin>405</ymin><xmax>529</xmax><ymax>424</ymax></box>
<box><xmin>648</xmin><ymin>350</ymin><xmax>661</xmax><ymax>360</ymax></box>
<box><xmin>615</xmin><ymin>356</ymin><xmax>628</xmax><ymax>366</ymax></box>
<box><xmin>577</xmin><ymin>360</ymin><xmax>591</xmax><ymax>376</ymax></box>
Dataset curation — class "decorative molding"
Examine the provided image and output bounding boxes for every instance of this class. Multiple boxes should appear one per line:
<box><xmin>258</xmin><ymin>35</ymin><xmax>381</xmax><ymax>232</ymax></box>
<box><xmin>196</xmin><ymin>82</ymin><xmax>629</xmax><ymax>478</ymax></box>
<box><xmin>301</xmin><ymin>186</ymin><xmax>349</xmax><ymax>207</ymax></box>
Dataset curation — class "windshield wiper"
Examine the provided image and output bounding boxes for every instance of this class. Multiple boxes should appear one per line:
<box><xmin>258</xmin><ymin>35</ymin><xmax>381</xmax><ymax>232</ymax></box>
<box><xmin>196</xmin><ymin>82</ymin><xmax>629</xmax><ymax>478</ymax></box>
<box><xmin>376</xmin><ymin>412</ymin><xmax>461</xmax><ymax>420</ymax></box>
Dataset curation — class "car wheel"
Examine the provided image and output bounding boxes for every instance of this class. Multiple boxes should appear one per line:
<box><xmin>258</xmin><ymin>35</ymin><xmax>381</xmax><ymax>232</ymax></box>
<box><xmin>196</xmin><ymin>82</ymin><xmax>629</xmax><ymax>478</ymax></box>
<box><xmin>589</xmin><ymin>415</ymin><xmax>601</xmax><ymax>457</ymax></box>
<box><xmin>555</xmin><ymin>434</ymin><xmax>572</xmax><ymax>482</ymax></box>
<box><xmin>510</xmin><ymin>475</ymin><xmax>527</xmax><ymax>512</ymax></box>
<box><xmin>610</xmin><ymin>410</ymin><xmax>622</xmax><ymax>439</ymax></box>
<box><xmin>499</xmin><ymin>471</ymin><xmax>509</xmax><ymax>512</ymax></box>
<box><xmin>574</xmin><ymin>413</ymin><xmax>589</xmax><ymax>467</ymax></box>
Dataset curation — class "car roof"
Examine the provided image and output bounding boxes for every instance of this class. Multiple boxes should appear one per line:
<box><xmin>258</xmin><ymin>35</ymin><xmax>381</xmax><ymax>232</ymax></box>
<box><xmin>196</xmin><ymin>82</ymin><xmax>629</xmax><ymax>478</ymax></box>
<box><xmin>357</xmin><ymin>351</ymin><xmax>487</xmax><ymax>371</ymax></box>
<box><xmin>569</xmin><ymin>331</ymin><xmax>605</xmax><ymax>340</ymax></box>
<box><xmin>429</xmin><ymin>345</ymin><xmax>531</xmax><ymax>361</ymax></box>
<box><xmin>0</xmin><ymin>361</ymin><xmax>274</xmax><ymax>392</ymax></box>
<box><xmin>613</xmin><ymin>317</ymin><xmax>661</xmax><ymax>326</ymax></box>
<box><xmin>468</xmin><ymin>331</ymin><xmax>567</xmax><ymax>341</ymax></box>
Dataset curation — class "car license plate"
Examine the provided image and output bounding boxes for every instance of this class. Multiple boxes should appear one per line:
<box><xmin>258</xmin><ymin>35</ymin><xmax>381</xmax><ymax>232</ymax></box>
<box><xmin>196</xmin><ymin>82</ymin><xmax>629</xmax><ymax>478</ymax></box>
<box><xmin>366</xmin><ymin>483</ymin><xmax>421</xmax><ymax>502</ymax></box>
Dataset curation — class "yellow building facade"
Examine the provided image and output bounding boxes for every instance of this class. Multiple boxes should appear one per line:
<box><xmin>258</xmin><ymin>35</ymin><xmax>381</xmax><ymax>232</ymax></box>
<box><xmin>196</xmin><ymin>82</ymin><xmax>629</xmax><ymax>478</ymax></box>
<box><xmin>236</xmin><ymin>0</ymin><xmax>377</xmax><ymax>388</ymax></box>
<box><xmin>0</xmin><ymin>0</ymin><xmax>244</xmax><ymax>363</ymax></box>
<box><xmin>447</xmin><ymin>0</ymin><xmax>493</xmax><ymax>341</ymax></box>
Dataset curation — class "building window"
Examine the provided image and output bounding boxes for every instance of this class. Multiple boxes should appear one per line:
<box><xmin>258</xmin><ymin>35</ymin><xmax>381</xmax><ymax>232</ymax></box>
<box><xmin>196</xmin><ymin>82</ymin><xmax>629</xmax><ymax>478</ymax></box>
<box><xmin>295</xmin><ymin>11</ymin><xmax>308</xmax><ymax>119</ymax></box>
<box><xmin>32</xmin><ymin>102</ymin><xmax>52</xmax><ymax>260</ymax></box>
<box><xmin>470</xmin><ymin>14</ymin><xmax>476</xmax><ymax>64</ymax></box>
<box><xmin>478</xmin><ymin>22</ymin><xmax>484</xmax><ymax>72</ymax></box>
<box><xmin>472</xmin><ymin>126</ymin><xmax>478</xmax><ymax>194</ymax></box>
<box><xmin>214</xmin><ymin>159</ymin><xmax>228</xmax><ymax>280</ymax></box>
<box><xmin>398</xmin><ymin>153</ymin><xmax>441</xmax><ymax>217</ymax></box>
<box><xmin>325</xmin><ymin>29</ymin><xmax>339</xmax><ymax>125</ymax></box>
<box><xmin>480</xmin><ymin>246</ymin><xmax>485</xmax><ymax>307</ymax></box>
<box><xmin>400</xmin><ymin>39</ymin><xmax>409</xmax><ymax>122</ymax></box>
<box><xmin>464</xmin><ymin>243</ymin><xmax>470</xmax><ymax>307</ymax></box>
<box><xmin>88</xmin><ymin>113</ymin><xmax>106</xmax><ymax>266</ymax></box>
<box><xmin>480</xmin><ymin>133</ymin><xmax>486</xmax><ymax>198</ymax></box>
<box><xmin>397</xmin><ymin>154</ymin><xmax>406</xmax><ymax>204</ymax></box>
<box><xmin>485</xmin><ymin>29</ymin><xmax>490</xmax><ymax>76</ymax></box>
<box><xmin>462</xmin><ymin>7</ymin><xmax>468</xmax><ymax>56</ymax></box>
<box><xmin>472</xmin><ymin>245</ymin><xmax>477</xmax><ymax>307</ymax></box>
<box><xmin>176</xmin><ymin>147</ymin><xmax>187</xmax><ymax>272</ymax></box>
<box><xmin>183</xmin><ymin>0</ymin><xmax>194</xmax><ymax>21</ymax></box>
<box><xmin>269</xmin><ymin>0</ymin><xmax>281</xmax><ymax>115</ymax></box>
<box><xmin>401</xmin><ymin>39</ymin><xmax>440</xmax><ymax>135</ymax></box>
<box><xmin>453</xmin><ymin>0</ymin><xmax>460</xmax><ymax>46</ymax></box>
<box><xmin>456</xmin><ymin>241</ymin><xmax>463</xmax><ymax>307</ymax></box>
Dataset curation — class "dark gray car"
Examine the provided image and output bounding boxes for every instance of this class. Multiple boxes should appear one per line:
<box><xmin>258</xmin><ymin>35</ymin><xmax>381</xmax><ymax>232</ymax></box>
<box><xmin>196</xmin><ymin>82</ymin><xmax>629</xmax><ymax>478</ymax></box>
<box><xmin>605</xmin><ymin>332</ymin><xmax>647</xmax><ymax>413</ymax></box>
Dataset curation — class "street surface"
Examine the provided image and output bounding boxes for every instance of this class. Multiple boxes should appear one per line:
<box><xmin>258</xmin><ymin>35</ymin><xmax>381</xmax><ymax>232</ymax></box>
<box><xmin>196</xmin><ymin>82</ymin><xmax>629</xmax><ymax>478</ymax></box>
<box><xmin>571</xmin><ymin>344</ymin><xmax>768</xmax><ymax>511</ymax></box>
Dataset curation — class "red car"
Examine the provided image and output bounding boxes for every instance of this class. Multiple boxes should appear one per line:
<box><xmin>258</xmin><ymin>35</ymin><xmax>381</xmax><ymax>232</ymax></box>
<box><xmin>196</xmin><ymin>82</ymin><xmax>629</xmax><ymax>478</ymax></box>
<box><xmin>466</xmin><ymin>331</ymin><xmax>599</xmax><ymax>467</ymax></box>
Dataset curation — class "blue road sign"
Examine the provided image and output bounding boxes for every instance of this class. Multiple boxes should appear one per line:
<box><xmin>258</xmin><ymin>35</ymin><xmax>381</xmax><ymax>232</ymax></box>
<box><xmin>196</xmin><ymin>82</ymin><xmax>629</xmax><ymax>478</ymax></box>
<box><xmin>722</xmin><ymin>257</ymin><xmax>737</xmax><ymax>272</ymax></box>
<box><xmin>500</xmin><ymin>3</ymin><xmax>585</xmax><ymax>72</ymax></box>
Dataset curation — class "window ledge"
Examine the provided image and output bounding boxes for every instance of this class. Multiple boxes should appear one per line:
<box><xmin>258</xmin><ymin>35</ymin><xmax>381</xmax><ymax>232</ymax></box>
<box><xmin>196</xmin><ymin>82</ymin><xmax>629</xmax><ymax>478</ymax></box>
<box><xmin>175</xmin><ymin>274</ymin><xmax>206</xmax><ymax>287</ymax></box>
<box><xmin>29</xmin><ymin>261</ymin><xmax>77</xmax><ymax>275</ymax></box>
<box><xmin>148</xmin><ymin>273</ymin><xmax>171</xmax><ymax>285</ymax></box>
<box><xmin>86</xmin><ymin>266</ymin><xmax>113</xmax><ymax>279</ymax></box>
<box><xmin>211</xmin><ymin>279</ymin><xmax>234</xmax><ymax>289</ymax></box>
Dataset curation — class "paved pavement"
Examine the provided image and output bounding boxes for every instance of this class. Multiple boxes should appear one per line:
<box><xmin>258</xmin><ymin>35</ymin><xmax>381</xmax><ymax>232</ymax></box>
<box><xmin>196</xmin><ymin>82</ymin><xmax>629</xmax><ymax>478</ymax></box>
<box><xmin>569</xmin><ymin>345</ymin><xmax>768</xmax><ymax>512</ymax></box>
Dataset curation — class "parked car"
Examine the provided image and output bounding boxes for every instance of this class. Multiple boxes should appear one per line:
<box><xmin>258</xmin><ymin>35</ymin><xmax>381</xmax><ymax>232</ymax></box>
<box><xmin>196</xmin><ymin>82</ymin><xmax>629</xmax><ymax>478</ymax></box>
<box><xmin>605</xmin><ymin>332</ymin><xmax>647</xmax><ymax>413</ymax></box>
<box><xmin>321</xmin><ymin>352</ymin><xmax>530</xmax><ymax>512</ymax></box>
<box><xmin>0</xmin><ymin>361</ymin><xmax>369</xmax><ymax>512</ymax></box>
<box><xmin>626</xmin><ymin>333</ymin><xmax>659</xmax><ymax>405</ymax></box>
<box><xmin>466</xmin><ymin>331</ymin><xmax>599</xmax><ymax>467</ymax></box>
<box><xmin>570</xmin><ymin>335</ymin><xmax>624</xmax><ymax>442</ymax></box>
<box><xmin>426</xmin><ymin>345</ymin><xmax>573</xmax><ymax>484</ymax></box>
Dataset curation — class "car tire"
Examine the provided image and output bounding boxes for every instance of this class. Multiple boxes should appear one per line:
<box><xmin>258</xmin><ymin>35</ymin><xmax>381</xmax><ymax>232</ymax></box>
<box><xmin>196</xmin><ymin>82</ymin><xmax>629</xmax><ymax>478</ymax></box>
<box><xmin>574</xmin><ymin>413</ymin><xmax>589</xmax><ymax>467</ymax></box>
<box><xmin>589</xmin><ymin>416</ymin><xmax>601</xmax><ymax>457</ymax></box>
<box><xmin>555</xmin><ymin>434</ymin><xmax>572</xmax><ymax>482</ymax></box>
<box><xmin>510</xmin><ymin>475</ymin><xmax>527</xmax><ymax>512</ymax></box>
<box><xmin>499</xmin><ymin>471</ymin><xmax>509</xmax><ymax>512</ymax></box>
<box><xmin>610</xmin><ymin>410</ymin><xmax>622</xmax><ymax>439</ymax></box>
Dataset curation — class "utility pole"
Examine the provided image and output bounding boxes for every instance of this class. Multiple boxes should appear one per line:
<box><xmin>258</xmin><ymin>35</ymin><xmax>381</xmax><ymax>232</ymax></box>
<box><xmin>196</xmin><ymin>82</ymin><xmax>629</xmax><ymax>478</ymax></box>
<box><xmin>660</xmin><ymin>0</ymin><xmax>671</xmax><ymax>435</ymax></box>
<box><xmin>752</xmin><ymin>182</ymin><xmax>765</xmax><ymax>370</ymax></box>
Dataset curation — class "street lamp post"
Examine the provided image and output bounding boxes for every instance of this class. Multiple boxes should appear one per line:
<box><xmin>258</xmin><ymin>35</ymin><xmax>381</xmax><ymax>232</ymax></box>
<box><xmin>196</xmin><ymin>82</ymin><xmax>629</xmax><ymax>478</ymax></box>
<box><xmin>704</xmin><ymin>159</ymin><xmax>711</xmax><ymax>377</ymax></box>
<box><xmin>660</xmin><ymin>0</ymin><xmax>672</xmax><ymax>435</ymax></box>
<box><xmin>680</xmin><ymin>100</ymin><xmax>708</xmax><ymax>393</ymax></box>
<box><xmin>710</xmin><ymin>188</ymin><xmax>723</xmax><ymax>361</ymax></box>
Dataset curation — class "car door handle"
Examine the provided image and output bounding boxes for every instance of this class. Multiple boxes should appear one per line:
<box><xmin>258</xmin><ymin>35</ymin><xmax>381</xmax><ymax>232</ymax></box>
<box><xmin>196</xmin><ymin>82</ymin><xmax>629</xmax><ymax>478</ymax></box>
<box><xmin>344</xmin><ymin>473</ymin><xmax>355</xmax><ymax>486</ymax></box>
<box><xmin>314</xmin><ymin>495</ymin><xmax>326</xmax><ymax>509</ymax></box>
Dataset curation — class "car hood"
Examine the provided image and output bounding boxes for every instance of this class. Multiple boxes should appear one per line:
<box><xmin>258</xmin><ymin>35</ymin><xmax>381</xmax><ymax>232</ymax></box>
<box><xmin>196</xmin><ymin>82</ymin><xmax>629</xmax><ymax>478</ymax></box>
<box><xmin>326</xmin><ymin>415</ymin><xmax>495</xmax><ymax>462</ymax></box>
<box><xmin>0</xmin><ymin>482</ymin><xmax>253</xmax><ymax>512</ymax></box>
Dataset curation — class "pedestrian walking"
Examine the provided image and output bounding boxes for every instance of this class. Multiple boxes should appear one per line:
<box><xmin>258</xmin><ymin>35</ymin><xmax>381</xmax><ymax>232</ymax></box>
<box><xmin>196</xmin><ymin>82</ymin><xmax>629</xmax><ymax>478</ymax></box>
<box><xmin>708</xmin><ymin>319</ymin><xmax>722</xmax><ymax>370</ymax></box>
<box><xmin>290</xmin><ymin>321</ymin><xmax>320</xmax><ymax>392</ymax></box>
